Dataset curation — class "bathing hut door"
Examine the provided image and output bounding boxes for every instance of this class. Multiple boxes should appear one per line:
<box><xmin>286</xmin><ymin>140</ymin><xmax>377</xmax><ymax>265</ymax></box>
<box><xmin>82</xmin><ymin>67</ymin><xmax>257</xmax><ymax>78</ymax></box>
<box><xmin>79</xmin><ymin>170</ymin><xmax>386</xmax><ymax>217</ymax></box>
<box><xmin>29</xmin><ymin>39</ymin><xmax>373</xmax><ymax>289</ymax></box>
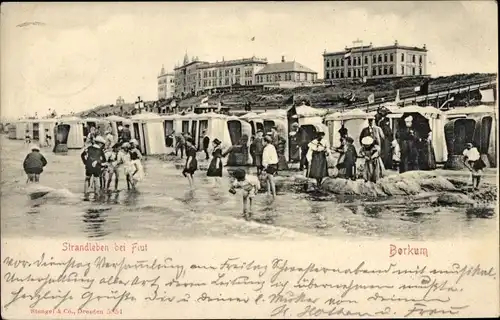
<box><xmin>140</xmin><ymin>123</ymin><xmax>148</xmax><ymax>155</ymax></box>
<box><xmin>164</xmin><ymin>120</ymin><xmax>174</xmax><ymax>147</ymax></box>
<box><xmin>198</xmin><ymin>120</ymin><xmax>208</xmax><ymax>148</ymax></box>
<box><xmin>191</xmin><ymin>120</ymin><xmax>198</xmax><ymax>149</ymax></box>
<box><xmin>263</xmin><ymin>121</ymin><xmax>275</xmax><ymax>134</ymax></box>
<box><xmin>182</xmin><ymin>120</ymin><xmax>189</xmax><ymax>134</ymax></box>
<box><xmin>286</xmin><ymin>105</ymin><xmax>298</xmax><ymax>159</ymax></box>
<box><xmin>32</xmin><ymin>122</ymin><xmax>40</xmax><ymax>140</ymax></box>
<box><xmin>227</xmin><ymin>120</ymin><xmax>242</xmax><ymax>145</ymax></box>
<box><xmin>133</xmin><ymin>122</ymin><xmax>141</xmax><ymax>142</ymax></box>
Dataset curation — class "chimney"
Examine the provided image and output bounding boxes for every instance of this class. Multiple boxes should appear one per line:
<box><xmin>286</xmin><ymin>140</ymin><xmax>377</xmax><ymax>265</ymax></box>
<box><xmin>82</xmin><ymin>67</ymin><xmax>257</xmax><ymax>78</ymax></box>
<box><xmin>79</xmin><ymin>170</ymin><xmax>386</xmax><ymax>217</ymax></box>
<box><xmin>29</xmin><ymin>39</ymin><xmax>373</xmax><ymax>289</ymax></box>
<box><xmin>395</xmin><ymin>40</ymin><xmax>399</xmax><ymax>46</ymax></box>
<box><xmin>281</xmin><ymin>56</ymin><xmax>285</xmax><ymax>63</ymax></box>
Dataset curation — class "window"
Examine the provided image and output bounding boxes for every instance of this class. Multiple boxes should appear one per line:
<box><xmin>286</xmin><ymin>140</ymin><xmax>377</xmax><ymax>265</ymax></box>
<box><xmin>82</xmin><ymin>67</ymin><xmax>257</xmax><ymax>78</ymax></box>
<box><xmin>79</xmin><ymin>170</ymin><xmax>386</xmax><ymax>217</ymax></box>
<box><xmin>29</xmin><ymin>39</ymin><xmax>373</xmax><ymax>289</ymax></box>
<box><xmin>372</xmin><ymin>67</ymin><xmax>377</xmax><ymax>76</ymax></box>
<box><xmin>384</xmin><ymin>54</ymin><xmax>388</xmax><ymax>63</ymax></box>
<box><xmin>326</xmin><ymin>60</ymin><xmax>330</xmax><ymax>68</ymax></box>
<box><xmin>364</xmin><ymin>68</ymin><xmax>368</xmax><ymax>76</ymax></box>
<box><xmin>347</xmin><ymin>70</ymin><xmax>351</xmax><ymax>78</ymax></box>
<box><xmin>235</xmin><ymin>68</ymin><xmax>240</xmax><ymax>75</ymax></box>
<box><xmin>419</xmin><ymin>55</ymin><xmax>423</xmax><ymax>64</ymax></box>
<box><xmin>341</xmin><ymin>59</ymin><xmax>344</xmax><ymax>66</ymax></box>
<box><xmin>347</xmin><ymin>58</ymin><xmax>351</xmax><ymax>66</ymax></box>
<box><xmin>364</xmin><ymin>56</ymin><xmax>368</xmax><ymax>65</ymax></box>
<box><xmin>401</xmin><ymin>53</ymin><xmax>405</xmax><ymax>62</ymax></box>
<box><xmin>389</xmin><ymin>66</ymin><xmax>394</xmax><ymax>74</ymax></box>
<box><xmin>378</xmin><ymin>55</ymin><xmax>382</xmax><ymax>62</ymax></box>
<box><xmin>340</xmin><ymin>71</ymin><xmax>344</xmax><ymax>78</ymax></box>
<box><xmin>383</xmin><ymin>67</ymin><xmax>387</xmax><ymax>75</ymax></box>
<box><xmin>379</xmin><ymin>67</ymin><xmax>383</xmax><ymax>75</ymax></box>
<box><xmin>372</xmin><ymin>55</ymin><xmax>376</xmax><ymax>64</ymax></box>
<box><xmin>412</xmin><ymin>55</ymin><xmax>416</xmax><ymax>63</ymax></box>
<box><xmin>390</xmin><ymin>53</ymin><xmax>394</xmax><ymax>62</ymax></box>
<box><xmin>412</xmin><ymin>67</ymin><xmax>416</xmax><ymax>75</ymax></box>
<box><xmin>419</xmin><ymin>67</ymin><xmax>423</xmax><ymax>75</ymax></box>
<box><xmin>353</xmin><ymin>58</ymin><xmax>356</xmax><ymax>66</ymax></box>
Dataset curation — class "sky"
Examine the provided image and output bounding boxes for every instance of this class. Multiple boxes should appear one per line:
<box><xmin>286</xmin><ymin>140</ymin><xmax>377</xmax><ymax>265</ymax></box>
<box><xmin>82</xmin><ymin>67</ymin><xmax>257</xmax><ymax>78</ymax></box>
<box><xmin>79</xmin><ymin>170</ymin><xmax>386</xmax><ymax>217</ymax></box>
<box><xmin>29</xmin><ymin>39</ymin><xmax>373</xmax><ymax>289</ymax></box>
<box><xmin>1</xmin><ymin>1</ymin><xmax>498</xmax><ymax>120</ymax></box>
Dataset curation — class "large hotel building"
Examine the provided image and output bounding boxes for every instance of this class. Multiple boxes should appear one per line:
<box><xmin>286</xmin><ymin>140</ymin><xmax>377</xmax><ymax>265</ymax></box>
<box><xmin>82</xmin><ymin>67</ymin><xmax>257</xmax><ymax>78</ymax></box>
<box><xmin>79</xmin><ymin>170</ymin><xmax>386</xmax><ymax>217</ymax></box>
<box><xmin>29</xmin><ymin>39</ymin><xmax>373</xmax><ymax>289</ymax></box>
<box><xmin>172</xmin><ymin>53</ymin><xmax>317</xmax><ymax>97</ymax></box>
<box><xmin>173</xmin><ymin>54</ymin><xmax>268</xmax><ymax>97</ymax></box>
<box><xmin>323</xmin><ymin>41</ymin><xmax>428</xmax><ymax>82</ymax></box>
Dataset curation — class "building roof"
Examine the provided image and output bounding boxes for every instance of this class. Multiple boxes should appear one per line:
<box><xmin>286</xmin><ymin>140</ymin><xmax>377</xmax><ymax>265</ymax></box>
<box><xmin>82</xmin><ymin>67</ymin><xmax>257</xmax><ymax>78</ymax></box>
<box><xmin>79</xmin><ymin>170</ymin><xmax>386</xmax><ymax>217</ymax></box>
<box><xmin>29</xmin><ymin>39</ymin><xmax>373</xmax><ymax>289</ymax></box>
<box><xmin>174</xmin><ymin>61</ymin><xmax>209</xmax><ymax>71</ymax></box>
<box><xmin>157</xmin><ymin>72</ymin><xmax>174</xmax><ymax>78</ymax></box>
<box><xmin>256</xmin><ymin>61</ymin><xmax>317</xmax><ymax>75</ymax></box>
<box><xmin>198</xmin><ymin>57</ymin><xmax>268</xmax><ymax>69</ymax></box>
<box><xmin>324</xmin><ymin>44</ymin><xmax>427</xmax><ymax>56</ymax></box>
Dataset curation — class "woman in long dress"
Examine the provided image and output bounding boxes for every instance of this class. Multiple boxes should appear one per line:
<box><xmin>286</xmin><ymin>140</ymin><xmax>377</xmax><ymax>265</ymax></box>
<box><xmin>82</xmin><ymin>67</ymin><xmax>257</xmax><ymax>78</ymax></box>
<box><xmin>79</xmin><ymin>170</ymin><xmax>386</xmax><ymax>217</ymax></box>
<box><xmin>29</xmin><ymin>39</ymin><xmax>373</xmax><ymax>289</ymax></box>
<box><xmin>397</xmin><ymin>116</ymin><xmax>420</xmax><ymax>173</ymax></box>
<box><xmin>207</xmin><ymin>138</ymin><xmax>224</xmax><ymax>180</ymax></box>
<box><xmin>182</xmin><ymin>138</ymin><xmax>198</xmax><ymax>189</ymax></box>
<box><xmin>359</xmin><ymin>136</ymin><xmax>385</xmax><ymax>183</ymax></box>
<box><xmin>307</xmin><ymin>131</ymin><xmax>329</xmax><ymax>188</ymax></box>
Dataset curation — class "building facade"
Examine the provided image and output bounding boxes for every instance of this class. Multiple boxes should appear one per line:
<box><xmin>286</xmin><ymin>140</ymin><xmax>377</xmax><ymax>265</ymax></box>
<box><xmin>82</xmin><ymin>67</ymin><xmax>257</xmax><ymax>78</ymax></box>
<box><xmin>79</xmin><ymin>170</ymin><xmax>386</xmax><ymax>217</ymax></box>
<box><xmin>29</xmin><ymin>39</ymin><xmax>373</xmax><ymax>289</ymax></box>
<box><xmin>255</xmin><ymin>56</ymin><xmax>318</xmax><ymax>88</ymax></box>
<box><xmin>173</xmin><ymin>53</ymin><xmax>268</xmax><ymax>97</ymax></box>
<box><xmin>323</xmin><ymin>41</ymin><xmax>428</xmax><ymax>82</ymax></box>
<box><xmin>198</xmin><ymin>56</ymin><xmax>268</xmax><ymax>92</ymax></box>
<box><xmin>157</xmin><ymin>65</ymin><xmax>175</xmax><ymax>100</ymax></box>
<box><xmin>174</xmin><ymin>54</ymin><xmax>209</xmax><ymax>98</ymax></box>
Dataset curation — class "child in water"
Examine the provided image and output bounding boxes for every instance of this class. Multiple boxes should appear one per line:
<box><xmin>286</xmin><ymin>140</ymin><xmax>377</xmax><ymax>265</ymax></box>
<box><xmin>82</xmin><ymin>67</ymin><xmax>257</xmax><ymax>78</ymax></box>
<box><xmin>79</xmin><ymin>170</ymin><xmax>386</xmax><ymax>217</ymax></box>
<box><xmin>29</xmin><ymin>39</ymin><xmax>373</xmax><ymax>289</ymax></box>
<box><xmin>126</xmin><ymin>151</ymin><xmax>144</xmax><ymax>190</ymax></box>
<box><xmin>229</xmin><ymin>169</ymin><xmax>261</xmax><ymax>220</ymax></box>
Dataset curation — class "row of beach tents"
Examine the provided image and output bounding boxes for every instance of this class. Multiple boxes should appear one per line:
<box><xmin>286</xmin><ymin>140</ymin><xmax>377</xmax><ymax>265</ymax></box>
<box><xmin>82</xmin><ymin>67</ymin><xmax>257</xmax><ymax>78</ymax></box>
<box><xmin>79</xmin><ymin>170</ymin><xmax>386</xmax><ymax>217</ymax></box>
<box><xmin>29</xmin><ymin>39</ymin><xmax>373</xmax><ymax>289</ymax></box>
<box><xmin>5</xmin><ymin>103</ymin><xmax>497</xmax><ymax>168</ymax></box>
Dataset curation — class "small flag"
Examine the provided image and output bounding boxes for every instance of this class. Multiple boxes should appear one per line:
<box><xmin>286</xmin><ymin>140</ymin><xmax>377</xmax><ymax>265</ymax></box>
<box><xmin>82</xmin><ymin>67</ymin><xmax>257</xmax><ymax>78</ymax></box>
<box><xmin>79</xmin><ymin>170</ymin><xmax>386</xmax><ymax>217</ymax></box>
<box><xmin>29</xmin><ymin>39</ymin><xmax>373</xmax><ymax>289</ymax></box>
<box><xmin>250</xmin><ymin>37</ymin><xmax>255</xmax><ymax>41</ymax></box>
<box><xmin>343</xmin><ymin>51</ymin><xmax>352</xmax><ymax>59</ymax></box>
<box><xmin>414</xmin><ymin>86</ymin><xmax>420</xmax><ymax>92</ymax></box>
<box><xmin>395</xmin><ymin>89</ymin><xmax>400</xmax><ymax>103</ymax></box>
<box><xmin>480</xmin><ymin>88</ymin><xmax>495</xmax><ymax>102</ymax></box>
<box><xmin>367</xmin><ymin>93</ymin><xmax>375</xmax><ymax>104</ymax></box>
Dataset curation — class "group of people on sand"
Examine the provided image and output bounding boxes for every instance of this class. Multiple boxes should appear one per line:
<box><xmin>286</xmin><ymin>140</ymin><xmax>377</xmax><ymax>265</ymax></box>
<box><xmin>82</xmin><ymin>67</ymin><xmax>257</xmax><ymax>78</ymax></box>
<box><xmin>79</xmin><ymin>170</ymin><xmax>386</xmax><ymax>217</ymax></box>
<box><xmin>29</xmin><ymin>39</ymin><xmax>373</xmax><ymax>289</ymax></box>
<box><xmin>79</xmin><ymin>125</ymin><xmax>144</xmax><ymax>200</ymax></box>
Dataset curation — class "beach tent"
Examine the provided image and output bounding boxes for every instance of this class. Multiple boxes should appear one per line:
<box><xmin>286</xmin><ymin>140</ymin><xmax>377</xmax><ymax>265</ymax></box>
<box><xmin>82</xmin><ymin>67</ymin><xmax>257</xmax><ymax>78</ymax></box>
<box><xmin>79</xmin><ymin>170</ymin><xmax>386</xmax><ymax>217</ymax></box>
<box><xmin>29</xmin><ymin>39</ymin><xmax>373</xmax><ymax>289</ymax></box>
<box><xmin>56</xmin><ymin>116</ymin><xmax>85</xmax><ymax>149</ymax></box>
<box><xmin>130</xmin><ymin>113</ymin><xmax>167</xmax><ymax>155</ymax></box>
<box><xmin>324</xmin><ymin>109</ymin><xmax>376</xmax><ymax>151</ymax></box>
<box><xmin>388</xmin><ymin>105</ymin><xmax>448</xmax><ymax>163</ymax></box>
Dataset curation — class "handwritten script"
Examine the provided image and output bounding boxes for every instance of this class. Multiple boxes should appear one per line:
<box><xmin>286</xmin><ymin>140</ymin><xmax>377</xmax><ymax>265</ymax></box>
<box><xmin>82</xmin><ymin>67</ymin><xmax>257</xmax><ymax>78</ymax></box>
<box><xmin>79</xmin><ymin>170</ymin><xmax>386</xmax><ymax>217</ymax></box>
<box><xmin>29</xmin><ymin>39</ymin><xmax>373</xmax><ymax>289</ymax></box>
<box><xmin>1</xmin><ymin>252</ymin><xmax>497</xmax><ymax>318</ymax></box>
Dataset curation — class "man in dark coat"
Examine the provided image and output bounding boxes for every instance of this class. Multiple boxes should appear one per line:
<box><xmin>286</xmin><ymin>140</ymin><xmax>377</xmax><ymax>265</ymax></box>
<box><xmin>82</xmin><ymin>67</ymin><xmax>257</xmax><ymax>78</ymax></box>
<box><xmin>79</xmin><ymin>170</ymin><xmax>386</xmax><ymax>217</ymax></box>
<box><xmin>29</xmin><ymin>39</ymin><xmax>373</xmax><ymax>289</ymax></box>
<box><xmin>252</xmin><ymin>130</ymin><xmax>265</xmax><ymax>174</ymax></box>
<box><xmin>202</xmin><ymin>130</ymin><xmax>210</xmax><ymax>160</ymax></box>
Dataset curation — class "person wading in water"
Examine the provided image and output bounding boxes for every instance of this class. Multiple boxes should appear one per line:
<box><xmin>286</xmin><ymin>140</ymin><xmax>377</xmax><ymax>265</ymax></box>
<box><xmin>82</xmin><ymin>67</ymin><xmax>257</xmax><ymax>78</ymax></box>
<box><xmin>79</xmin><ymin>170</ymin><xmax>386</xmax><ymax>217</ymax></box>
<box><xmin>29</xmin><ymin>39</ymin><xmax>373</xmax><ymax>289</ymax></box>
<box><xmin>23</xmin><ymin>144</ymin><xmax>47</xmax><ymax>183</ymax></box>
<box><xmin>81</xmin><ymin>136</ymin><xmax>107</xmax><ymax>200</ymax></box>
<box><xmin>261</xmin><ymin>135</ymin><xmax>279</xmax><ymax>199</ymax></box>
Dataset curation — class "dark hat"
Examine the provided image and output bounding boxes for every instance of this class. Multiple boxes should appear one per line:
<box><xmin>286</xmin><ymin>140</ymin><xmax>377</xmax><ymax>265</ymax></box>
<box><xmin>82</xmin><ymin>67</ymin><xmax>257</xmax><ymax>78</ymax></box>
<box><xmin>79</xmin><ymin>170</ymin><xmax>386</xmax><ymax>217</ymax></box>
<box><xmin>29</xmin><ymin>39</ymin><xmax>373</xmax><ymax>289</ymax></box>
<box><xmin>231</xmin><ymin>168</ymin><xmax>246</xmax><ymax>181</ymax></box>
<box><xmin>271</xmin><ymin>126</ymin><xmax>278</xmax><ymax>130</ymax></box>
<box><xmin>213</xmin><ymin>138</ymin><xmax>221</xmax><ymax>145</ymax></box>
<box><xmin>345</xmin><ymin>136</ymin><xmax>354</xmax><ymax>143</ymax></box>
